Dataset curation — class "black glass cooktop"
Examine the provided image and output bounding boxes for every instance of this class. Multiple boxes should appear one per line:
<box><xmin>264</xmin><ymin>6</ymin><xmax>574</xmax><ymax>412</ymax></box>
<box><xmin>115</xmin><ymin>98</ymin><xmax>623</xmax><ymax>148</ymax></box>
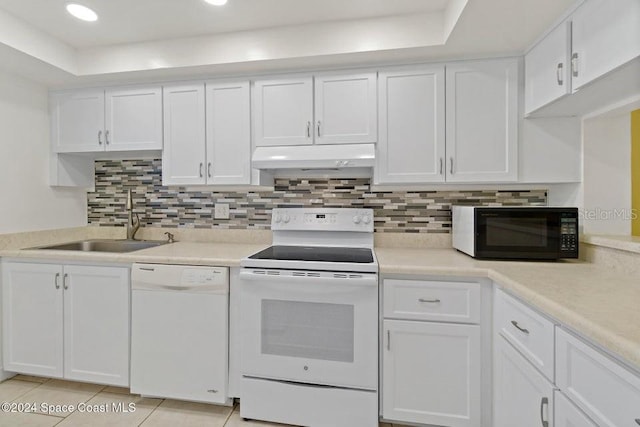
<box><xmin>249</xmin><ymin>245</ymin><xmax>374</xmax><ymax>263</ymax></box>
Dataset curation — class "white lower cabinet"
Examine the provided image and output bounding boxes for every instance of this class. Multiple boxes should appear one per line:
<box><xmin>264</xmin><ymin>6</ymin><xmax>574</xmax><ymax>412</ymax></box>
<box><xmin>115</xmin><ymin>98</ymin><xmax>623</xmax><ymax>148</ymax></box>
<box><xmin>494</xmin><ymin>336</ymin><xmax>555</xmax><ymax>427</ymax></box>
<box><xmin>556</xmin><ymin>327</ymin><xmax>640</xmax><ymax>427</ymax></box>
<box><xmin>554</xmin><ymin>390</ymin><xmax>598</xmax><ymax>427</ymax></box>
<box><xmin>2</xmin><ymin>261</ymin><xmax>130</xmax><ymax>387</ymax></box>
<box><xmin>382</xmin><ymin>319</ymin><xmax>481</xmax><ymax>427</ymax></box>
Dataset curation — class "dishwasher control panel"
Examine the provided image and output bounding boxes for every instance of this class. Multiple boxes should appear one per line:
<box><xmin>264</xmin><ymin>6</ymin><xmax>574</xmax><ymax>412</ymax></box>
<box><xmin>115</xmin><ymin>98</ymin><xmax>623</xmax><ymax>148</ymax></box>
<box><xmin>181</xmin><ymin>268</ymin><xmax>225</xmax><ymax>285</ymax></box>
<box><xmin>132</xmin><ymin>264</ymin><xmax>229</xmax><ymax>292</ymax></box>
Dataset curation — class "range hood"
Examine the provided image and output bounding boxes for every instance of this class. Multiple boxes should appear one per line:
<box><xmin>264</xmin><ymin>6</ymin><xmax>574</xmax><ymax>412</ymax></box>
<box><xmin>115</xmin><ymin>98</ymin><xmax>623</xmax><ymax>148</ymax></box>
<box><xmin>252</xmin><ymin>144</ymin><xmax>375</xmax><ymax>170</ymax></box>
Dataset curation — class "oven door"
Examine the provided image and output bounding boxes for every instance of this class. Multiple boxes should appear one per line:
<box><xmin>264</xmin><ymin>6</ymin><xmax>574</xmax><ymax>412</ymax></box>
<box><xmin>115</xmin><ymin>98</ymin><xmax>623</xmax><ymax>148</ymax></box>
<box><xmin>239</xmin><ymin>269</ymin><xmax>378</xmax><ymax>391</ymax></box>
<box><xmin>475</xmin><ymin>208</ymin><xmax>562</xmax><ymax>259</ymax></box>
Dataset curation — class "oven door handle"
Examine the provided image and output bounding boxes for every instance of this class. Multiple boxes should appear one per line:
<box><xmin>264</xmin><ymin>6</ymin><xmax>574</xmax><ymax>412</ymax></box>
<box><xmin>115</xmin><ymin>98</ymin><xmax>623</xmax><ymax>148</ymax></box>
<box><xmin>239</xmin><ymin>270</ymin><xmax>378</xmax><ymax>287</ymax></box>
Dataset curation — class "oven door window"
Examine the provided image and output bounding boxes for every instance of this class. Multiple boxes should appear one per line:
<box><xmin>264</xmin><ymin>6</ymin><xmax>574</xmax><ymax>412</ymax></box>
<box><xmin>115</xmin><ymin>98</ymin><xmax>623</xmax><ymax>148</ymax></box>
<box><xmin>476</xmin><ymin>211</ymin><xmax>560</xmax><ymax>258</ymax></box>
<box><xmin>261</xmin><ymin>299</ymin><xmax>354</xmax><ymax>363</ymax></box>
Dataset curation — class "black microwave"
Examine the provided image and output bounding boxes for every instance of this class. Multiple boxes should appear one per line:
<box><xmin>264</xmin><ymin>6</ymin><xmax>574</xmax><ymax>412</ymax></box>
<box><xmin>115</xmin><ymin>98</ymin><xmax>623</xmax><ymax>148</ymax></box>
<box><xmin>452</xmin><ymin>206</ymin><xmax>579</xmax><ymax>260</ymax></box>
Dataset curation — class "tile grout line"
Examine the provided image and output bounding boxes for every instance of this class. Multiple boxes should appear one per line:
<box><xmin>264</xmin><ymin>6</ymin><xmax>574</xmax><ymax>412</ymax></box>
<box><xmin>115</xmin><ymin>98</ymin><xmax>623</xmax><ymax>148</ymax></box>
<box><xmin>221</xmin><ymin>400</ymin><xmax>238</xmax><ymax>426</ymax></box>
<box><xmin>136</xmin><ymin>396</ymin><xmax>166</xmax><ymax>426</ymax></box>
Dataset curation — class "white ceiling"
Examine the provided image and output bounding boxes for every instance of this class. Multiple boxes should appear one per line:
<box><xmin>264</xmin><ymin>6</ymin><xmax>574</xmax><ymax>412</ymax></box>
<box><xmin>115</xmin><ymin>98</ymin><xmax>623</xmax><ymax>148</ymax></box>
<box><xmin>0</xmin><ymin>0</ymin><xmax>448</xmax><ymax>48</ymax></box>
<box><xmin>0</xmin><ymin>0</ymin><xmax>579</xmax><ymax>86</ymax></box>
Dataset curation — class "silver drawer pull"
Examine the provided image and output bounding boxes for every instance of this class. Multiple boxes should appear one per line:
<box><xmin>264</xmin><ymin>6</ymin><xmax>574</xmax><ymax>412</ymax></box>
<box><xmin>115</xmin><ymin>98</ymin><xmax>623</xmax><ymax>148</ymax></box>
<box><xmin>418</xmin><ymin>298</ymin><xmax>441</xmax><ymax>303</ymax></box>
<box><xmin>540</xmin><ymin>397</ymin><xmax>549</xmax><ymax>427</ymax></box>
<box><xmin>511</xmin><ymin>320</ymin><xmax>529</xmax><ymax>335</ymax></box>
<box><xmin>139</xmin><ymin>267</ymin><xmax>155</xmax><ymax>272</ymax></box>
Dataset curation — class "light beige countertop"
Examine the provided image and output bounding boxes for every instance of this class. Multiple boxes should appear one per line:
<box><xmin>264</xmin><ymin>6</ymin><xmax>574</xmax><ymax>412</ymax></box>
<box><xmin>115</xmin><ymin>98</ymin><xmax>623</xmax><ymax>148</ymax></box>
<box><xmin>0</xmin><ymin>241</ymin><xmax>269</xmax><ymax>267</ymax></box>
<box><xmin>376</xmin><ymin>247</ymin><xmax>640</xmax><ymax>373</ymax></box>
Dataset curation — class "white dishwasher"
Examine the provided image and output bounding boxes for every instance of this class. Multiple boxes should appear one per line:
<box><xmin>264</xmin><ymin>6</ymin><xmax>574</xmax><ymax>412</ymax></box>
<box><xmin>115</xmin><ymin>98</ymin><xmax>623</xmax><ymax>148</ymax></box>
<box><xmin>130</xmin><ymin>263</ymin><xmax>231</xmax><ymax>405</ymax></box>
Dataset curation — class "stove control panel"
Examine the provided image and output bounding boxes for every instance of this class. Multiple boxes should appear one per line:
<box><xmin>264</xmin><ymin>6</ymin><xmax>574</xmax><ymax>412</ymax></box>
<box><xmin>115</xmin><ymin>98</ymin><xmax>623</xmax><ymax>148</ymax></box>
<box><xmin>271</xmin><ymin>208</ymin><xmax>374</xmax><ymax>232</ymax></box>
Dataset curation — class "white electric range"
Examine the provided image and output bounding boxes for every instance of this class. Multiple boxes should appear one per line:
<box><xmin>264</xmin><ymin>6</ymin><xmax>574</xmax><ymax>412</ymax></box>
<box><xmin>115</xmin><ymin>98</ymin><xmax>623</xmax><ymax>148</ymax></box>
<box><xmin>239</xmin><ymin>207</ymin><xmax>379</xmax><ymax>427</ymax></box>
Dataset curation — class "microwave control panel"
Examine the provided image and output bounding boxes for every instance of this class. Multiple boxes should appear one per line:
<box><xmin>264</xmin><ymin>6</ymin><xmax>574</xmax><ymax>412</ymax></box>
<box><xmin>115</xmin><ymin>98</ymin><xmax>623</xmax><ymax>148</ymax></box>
<box><xmin>560</xmin><ymin>217</ymin><xmax>578</xmax><ymax>252</ymax></box>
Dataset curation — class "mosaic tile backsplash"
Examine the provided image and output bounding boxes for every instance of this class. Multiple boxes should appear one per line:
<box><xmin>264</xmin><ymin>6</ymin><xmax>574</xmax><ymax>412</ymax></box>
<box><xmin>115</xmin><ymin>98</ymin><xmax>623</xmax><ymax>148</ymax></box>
<box><xmin>88</xmin><ymin>159</ymin><xmax>548</xmax><ymax>233</ymax></box>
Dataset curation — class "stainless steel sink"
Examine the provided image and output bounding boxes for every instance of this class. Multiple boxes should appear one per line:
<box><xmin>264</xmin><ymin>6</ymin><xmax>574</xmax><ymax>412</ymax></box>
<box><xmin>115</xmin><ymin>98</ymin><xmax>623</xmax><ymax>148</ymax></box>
<box><xmin>33</xmin><ymin>239</ymin><xmax>168</xmax><ymax>253</ymax></box>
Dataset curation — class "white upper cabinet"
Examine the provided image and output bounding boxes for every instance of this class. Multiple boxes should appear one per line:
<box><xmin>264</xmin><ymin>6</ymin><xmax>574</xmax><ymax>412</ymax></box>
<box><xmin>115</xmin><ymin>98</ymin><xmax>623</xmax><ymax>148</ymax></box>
<box><xmin>51</xmin><ymin>86</ymin><xmax>162</xmax><ymax>153</ymax></box>
<box><xmin>51</xmin><ymin>90</ymin><xmax>105</xmax><ymax>153</ymax></box>
<box><xmin>162</xmin><ymin>84</ymin><xmax>207</xmax><ymax>185</ymax></box>
<box><xmin>253</xmin><ymin>72</ymin><xmax>378</xmax><ymax>147</ymax></box>
<box><xmin>253</xmin><ymin>77</ymin><xmax>313</xmax><ymax>146</ymax></box>
<box><xmin>445</xmin><ymin>59</ymin><xmax>519</xmax><ymax>183</ymax></box>
<box><xmin>375</xmin><ymin>66</ymin><xmax>446</xmax><ymax>184</ymax></box>
<box><xmin>163</xmin><ymin>81</ymin><xmax>251</xmax><ymax>186</ymax></box>
<box><xmin>105</xmin><ymin>87</ymin><xmax>163</xmax><ymax>151</ymax></box>
<box><xmin>314</xmin><ymin>73</ymin><xmax>377</xmax><ymax>145</ymax></box>
<box><xmin>525</xmin><ymin>21</ymin><xmax>571</xmax><ymax>115</ymax></box>
<box><xmin>205</xmin><ymin>81</ymin><xmax>251</xmax><ymax>185</ymax></box>
<box><xmin>571</xmin><ymin>0</ymin><xmax>640</xmax><ymax>91</ymax></box>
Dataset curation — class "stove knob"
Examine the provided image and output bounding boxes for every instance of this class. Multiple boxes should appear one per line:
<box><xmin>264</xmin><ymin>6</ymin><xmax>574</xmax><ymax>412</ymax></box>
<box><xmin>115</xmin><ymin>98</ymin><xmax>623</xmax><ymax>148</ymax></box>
<box><xmin>353</xmin><ymin>215</ymin><xmax>362</xmax><ymax>224</ymax></box>
<box><xmin>283</xmin><ymin>214</ymin><xmax>290</xmax><ymax>223</ymax></box>
<box><xmin>274</xmin><ymin>214</ymin><xmax>282</xmax><ymax>223</ymax></box>
<box><xmin>362</xmin><ymin>216</ymin><xmax>372</xmax><ymax>224</ymax></box>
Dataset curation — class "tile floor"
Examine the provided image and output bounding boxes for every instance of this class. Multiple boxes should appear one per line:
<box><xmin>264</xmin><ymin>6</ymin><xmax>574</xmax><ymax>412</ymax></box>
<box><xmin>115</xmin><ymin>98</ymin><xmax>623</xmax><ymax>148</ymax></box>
<box><xmin>0</xmin><ymin>376</ymin><xmax>408</xmax><ymax>427</ymax></box>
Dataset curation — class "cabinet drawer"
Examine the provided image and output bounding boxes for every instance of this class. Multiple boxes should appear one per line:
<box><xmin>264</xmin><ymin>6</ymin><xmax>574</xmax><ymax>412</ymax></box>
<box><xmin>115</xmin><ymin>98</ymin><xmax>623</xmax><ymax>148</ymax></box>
<box><xmin>556</xmin><ymin>328</ymin><xmax>640</xmax><ymax>427</ymax></box>
<box><xmin>383</xmin><ymin>279</ymin><xmax>480</xmax><ymax>323</ymax></box>
<box><xmin>494</xmin><ymin>288</ymin><xmax>555</xmax><ymax>381</ymax></box>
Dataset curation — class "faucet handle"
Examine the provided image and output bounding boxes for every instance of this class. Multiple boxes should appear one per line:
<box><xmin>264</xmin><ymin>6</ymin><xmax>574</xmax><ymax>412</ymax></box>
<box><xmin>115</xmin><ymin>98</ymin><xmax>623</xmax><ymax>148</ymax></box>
<box><xmin>164</xmin><ymin>232</ymin><xmax>176</xmax><ymax>243</ymax></box>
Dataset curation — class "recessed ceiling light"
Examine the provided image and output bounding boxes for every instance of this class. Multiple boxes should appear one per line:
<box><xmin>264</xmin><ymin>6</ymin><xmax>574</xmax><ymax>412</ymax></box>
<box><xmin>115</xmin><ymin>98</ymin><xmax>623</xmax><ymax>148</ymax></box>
<box><xmin>204</xmin><ymin>0</ymin><xmax>228</xmax><ymax>6</ymax></box>
<box><xmin>66</xmin><ymin>3</ymin><xmax>98</xmax><ymax>22</ymax></box>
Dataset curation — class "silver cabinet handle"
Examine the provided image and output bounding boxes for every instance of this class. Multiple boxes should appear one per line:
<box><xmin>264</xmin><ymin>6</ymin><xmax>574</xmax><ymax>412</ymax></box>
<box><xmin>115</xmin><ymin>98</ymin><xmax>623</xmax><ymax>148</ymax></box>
<box><xmin>387</xmin><ymin>330</ymin><xmax>391</xmax><ymax>351</ymax></box>
<box><xmin>419</xmin><ymin>298</ymin><xmax>441</xmax><ymax>303</ymax></box>
<box><xmin>511</xmin><ymin>320</ymin><xmax>530</xmax><ymax>335</ymax></box>
<box><xmin>450</xmin><ymin>157</ymin><xmax>454</xmax><ymax>175</ymax></box>
<box><xmin>139</xmin><ymin>267</ymin><xmax>155</xmax><ymax>272</ymax></box>
<box><xmin>63</xmin><ymin>273</ymin><xmax>69</xmax><ymax>290</ymax></box>
<box><xmin>98</xmin><ymin>130</ymin><xmax>103</xmax><ymax>145</ymax></box>
<box><xmin>439</xmin><ymin>158</ymin><xmax>443</xmax><ymax>175</ymax></box>
<box><xmin>540</xmin><ymin>397</ymin><xmax>549</xmax><ymax>427</ymax></box>
<box><xmin>105</xmin><ymin>130</ymin><xmax>110</xmax><ymax>145</ymax></box>
<box><xmin>317</xmin><ymin>121</ymin><xmax>321</xmax><ymax>137</ymax></box>
<box><xmin>207</xmin><ymin>389</ymin><xmax>218</xmax><ymax>393</ymax></box>
<box><xmin>306</xmin><ymin>121</ymin><xmax>311</xmax><ymax>138</ymax></box>
<box><xmin>635</xmin><ymin>419</ymin><xmax>640</xmax><ymax>425</ymax></box>
<box><xmin>571</xmin><ymin>53</ymin><xmax>579</xmax><ymax>77</ymax></box>
<box><xmin>55</xmin><ymin>273</ymin><xmax>60</xmax><ymax>289</ymax></box>
<box><xmin>199</xmin><ymin>163</ymin><xmax>203</xmax><ymax>178</ymax></box>
<box><xmin>208</xmin><ymin>162</ymin><xmax>212</xmax><ymax>178</ymax></box>
<box><xmin>556</xmin><ymin>63</ymin><xmax>563</xmax><ymax>86</ymax></box>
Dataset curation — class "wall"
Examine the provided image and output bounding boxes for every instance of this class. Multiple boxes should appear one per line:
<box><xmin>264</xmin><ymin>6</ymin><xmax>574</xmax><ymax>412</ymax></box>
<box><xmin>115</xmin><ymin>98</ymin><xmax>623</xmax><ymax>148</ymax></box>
<box><xmin>632</xmin><ymin>109</ymin><xmax>640</xmax><ymax>236</ymax></box>
<box><xmin>582</xmin><ymin>112</ymin><xmax>632</xmax><ymax>235</ymax></box>
<box><xmin>88</xmin><ymin>159</ymin><xmax>547</xmax><ymax>232</ymax></box>
<box><xmin>0</xmin><ymin>70</ymin><xmax>87</xmax><ymax>234</ymax></box>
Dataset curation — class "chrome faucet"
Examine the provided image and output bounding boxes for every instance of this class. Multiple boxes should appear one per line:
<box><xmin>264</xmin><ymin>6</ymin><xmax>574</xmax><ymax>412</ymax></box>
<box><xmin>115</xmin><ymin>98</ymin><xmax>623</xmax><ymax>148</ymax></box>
<box><xmin>126</xmin><ymin>189</ymin><xmax>141</xmax><ymax>240</ymax></box>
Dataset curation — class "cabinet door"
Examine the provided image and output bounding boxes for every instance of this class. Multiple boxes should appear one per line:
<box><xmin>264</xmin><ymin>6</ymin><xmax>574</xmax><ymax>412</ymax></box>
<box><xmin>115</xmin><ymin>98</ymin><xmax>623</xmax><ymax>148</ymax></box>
<box><xmin>556</xmin><ymin>328</ymin><xmax>640</xmax><ymax>427</ymax></box>
<box><xmin>382</xmin><ymin>319</ymin><xmax>481</xmax><ymax>427</ymax></box>
<box><xmin>445</xmin><ymin>59</ymin><xmax>518</xmax><ymax>182</ymax></box>
<box><xmin>2</xmin><ymin>262</ymin><xmax>63</xmax><ymax>378</ymax></box>
<box><xmin>162</xmin><ymin>84</ymin><xmax>206</xmax><ymax>185</ymax></box>
<box><xmin>525</xmin><ymin>21</ymin><xmax>571</xmax><ymax>114</ymax></box>
<box><xmin>571</xmin><ymin>0</ymin><xmax>640</xmax><ymax>91</ymax></box>
<box><xmin>105</xmin><ymin>86</ymin><xmax>163</xmax><ymax>151</ymax></box>
<box><xmin>205</xmin><ymin>81</ymin><xmax>251</xmax><ymax>185</ymax></box>
<box><xmin>253</xmin><ymin>77</ymin><xmax>313</xmax><ymax>146</ymax></box>
<box><xmin>63</xmin><ymin>265</ymin><xmax>130</xmax><ymax>387</ymax></box>
<box><xmin>376</xmin><ymin>66</ymin><xmax>445</xmax><ymax>184</ymax></box>
<box><xmin>494</xmin><ymin>336</ymin><xmax>555</xmax><ymax>427</ymax></box>
<box><xmin>314</xmin><ymin>73</ymin><xmax>377</xmax><ymax>145</ymax></box>
<box><xmin>554</xmin><ymin>391</ymin><xmax>598</xmax><ymax>427</ymax></box>
<box><xmin>51</xmin><ymin>90</ymin><xmax>105</xmax><ymax>153</ymax></box>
